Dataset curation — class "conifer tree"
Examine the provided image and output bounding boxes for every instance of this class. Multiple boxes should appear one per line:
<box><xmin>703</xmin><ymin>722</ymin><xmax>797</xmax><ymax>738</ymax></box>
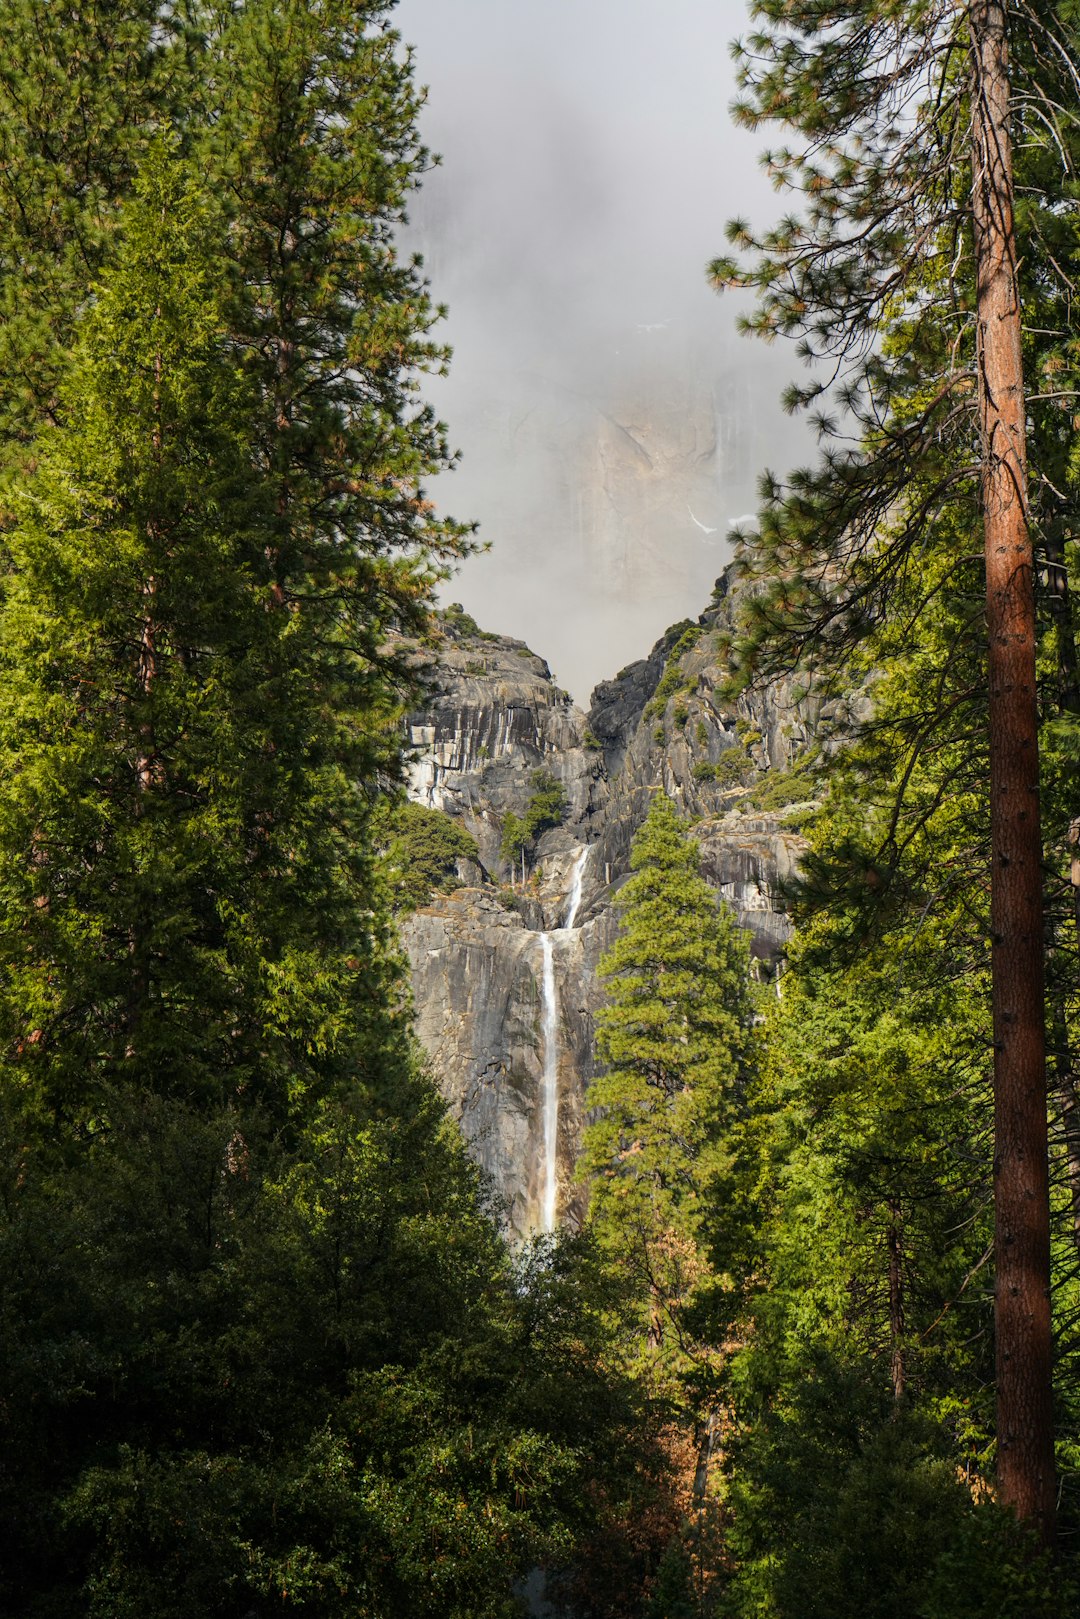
<box><xmin>194</xmin><ymin>0</ymin><xmax>471</xmax><ymax>648</ymax></box>
<box><xmin>0</xmin><ymin>0</ymin><xmax>192</xmax><ymax>453</ymax></box>
<box><xmin>711</xmin><ymin>0</ymin><xmax>1080</xmax><ymax>1538</ymax></box>
<box><xmin>0</xmin><ymin>146</ymin><xmax>660</xmax><ymax>1619</ymax></box>
<box><xmin>0</xmin><ymin>149</ymin><xmax>413</xmax><ymax>1130</ymax></box>
<box><xmin>0</xmin><ymin>0</ymin><xmax>473</xmax><ymax>645</ymax></box>
<box><xmin>582</xmin><ymin>794</ymin><xmax>752</xmax><ymax>1388</ymax></box>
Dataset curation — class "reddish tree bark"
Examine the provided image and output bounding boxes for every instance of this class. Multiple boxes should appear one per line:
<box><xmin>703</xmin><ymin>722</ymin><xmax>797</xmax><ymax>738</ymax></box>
<box><xmin>970</xmin><ymin>0</ymin><xmax>1056</xmax><ymax>1543</ymax></box>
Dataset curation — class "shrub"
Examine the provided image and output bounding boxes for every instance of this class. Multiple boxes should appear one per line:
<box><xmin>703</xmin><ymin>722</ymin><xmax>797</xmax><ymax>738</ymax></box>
<box><xmin>379</xmin><ymin>801</ymin><xmax>479</xmax><ymax>913</ymax></box>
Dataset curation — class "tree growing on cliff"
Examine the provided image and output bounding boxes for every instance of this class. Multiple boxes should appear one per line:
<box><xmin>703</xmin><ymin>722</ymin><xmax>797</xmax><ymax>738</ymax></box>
<box><xmin>581</xmin><ymin>794</ymin><xmax>752</xmax><ymax>1390</ymax></box>
<box><xmin>710</xmin><ymin>0</ymin><xmax>1080</xmax><ymax>1538</ymax></box>
<box><xmin>500</xmin><ymin>769</ymin><xmax>568</xmax><ymax>882</ymax></box>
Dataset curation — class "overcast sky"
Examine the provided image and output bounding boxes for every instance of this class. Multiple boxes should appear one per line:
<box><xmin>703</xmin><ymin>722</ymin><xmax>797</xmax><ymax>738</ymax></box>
<box><xmin>396</xmin><ymin>0</ymin><xmax>809</xmax><ymax>702</ymax></box>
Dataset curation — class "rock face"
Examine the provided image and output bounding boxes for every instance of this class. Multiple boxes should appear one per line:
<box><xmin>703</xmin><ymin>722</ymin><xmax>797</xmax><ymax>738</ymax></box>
<box><xmin>399</xmin><ymin>571</ymin><xmax>817</xmax><ymax>1239</ymax></box>
<box><xmin>405</xmin><ymin>611</ymin><xmax>605</xmax><ymax>880</ymax></box>
<box><xmin>405</xmin><ymin>890</ymin><xmax>616</xmax><ymax>1238</ymax></box>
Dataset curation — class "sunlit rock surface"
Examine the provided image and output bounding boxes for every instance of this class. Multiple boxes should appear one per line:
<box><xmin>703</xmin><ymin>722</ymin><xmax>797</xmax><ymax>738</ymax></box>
<box><xmin>403</xmin><ymin>891</ymin><xmax>614</xmax><ymax>1239</ymax></box>
<box><xmin>405</xmin><ymin>617</ymin><xmax>604</xmax><ymax>875</ymax></box>
<box><xmin>400</xmin><ymin>569</ymin><xmax>818</xmax><ymax>1237</ymax></box>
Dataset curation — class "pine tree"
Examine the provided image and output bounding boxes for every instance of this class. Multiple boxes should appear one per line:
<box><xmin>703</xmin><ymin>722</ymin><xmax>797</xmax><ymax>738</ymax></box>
<box><xmin>0</xmin><ymin>148</ymin><xmax>660</xmax><ymax>1619</ymax></box>
<box><xmin>0</xmin><ymin>1</ymin><xmax>473</xmax><ymax>633</ymax></box>
<box><xmin>710</xmin><ymin>841</ymin><xmax>1073</xmax><ymax>1616</ymax></box>
<box><xmin>0</xmin><ymin>0</ymin><xmax>192</xmax><ymax>455</ymax></box>
<box><xmin>0</xmin><ymin>149</ymin><xmax>412</xmax><ymax>1130</ymax></box>
<box><xmin>710</xmin><ymin>0</ymin><xmax>1080</xmax><ymax>1538</ymax></box>
<box><xmin>582</xmin><ymin>793</ymin><xmax>752</xmax><ymax>1388</ymax></box>
<box><xmin>194</xmin><ymin>0</ymin><xmax>473</xmax><ymax>647</ymax></box>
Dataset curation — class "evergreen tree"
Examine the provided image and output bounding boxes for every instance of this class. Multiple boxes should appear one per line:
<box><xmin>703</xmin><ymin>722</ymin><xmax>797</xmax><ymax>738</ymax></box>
<box><xmin>0</xmin><ymin>149</ymin><xmax>410</xmax><ymax>1130</ymax></box>
<box><xmin>710</xmin><ymin>0</ymin><xmax>1080</xmax><ymax>1536</ymax></box>
<box><xmin>194</xmin><ymin>0</ymin><xmax>472</xmax><ymax>649</ymax></box>
<box><xmin>703</xmin><ymin>506</ymin><xmax>1080</xmax><ymax>1598</ymax></box>
<box><xmin>582</xmin><ymin>794</ymin><xmax>752</xmax><ymax>1392</ymax></box>
<box><xmin>0</xmin><ymin>1051</ymin><xmax>661</xmax><ymax>1615</ymax></box>
<box><xmin>0</xmin><ymin>1</ymin><xmax>192</xmax><ymax>454</ymax></box>
<box><xmin>709</xmin><ymin>828</ymin><xmax>1074</xmax><ymax>1615</ymax></box>
<box><xmin>0</xmin><ymin>1</ymin><xmax>472</xmax><ymax>639</ymax></box>
<box><xmin>0</xmin><ymin>146</ymin><xmax>660</xmax><ymax>1619</ymax></box>
<box><xmin>500</xmin><ymin>770</ymin><xmax>568</xmax><ymax>880</ymax></box>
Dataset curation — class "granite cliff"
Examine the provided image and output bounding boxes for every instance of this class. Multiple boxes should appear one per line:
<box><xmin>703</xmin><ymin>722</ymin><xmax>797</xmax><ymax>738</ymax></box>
<box><xmin>399</xmin><ymin>572</ymin><xmax>818</xmax><ymax>1239</ymax></box>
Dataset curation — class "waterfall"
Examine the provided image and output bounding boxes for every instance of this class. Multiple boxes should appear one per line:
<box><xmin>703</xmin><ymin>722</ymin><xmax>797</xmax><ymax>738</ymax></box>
<box><xmin>539</xmin><ymin>932</ymin><xmax>559</xmax><ymax>1233</ymax></box>
<box><xmin>562</xmin><ymin>846</ymin><xmax>589</xmax><ymax>930</ymax></box>
<box><xmin>536</xmin><ymin>847</ymin><xmax>590</xmax><ymax>1234</ymax></box>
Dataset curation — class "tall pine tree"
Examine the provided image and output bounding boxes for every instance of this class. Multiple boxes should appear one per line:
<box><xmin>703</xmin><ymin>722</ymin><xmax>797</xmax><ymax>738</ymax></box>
<box><xmin>0</xmin><ymin>149</ymin><xmax>408</xmax><ymax>1129</ymax></box>
<box><xmin>710</xmin><ymin>0</ymin><xmax>1080</xmax><ymax>1538</ymax></box>
<box><xmin>582</xmin><ymin>793</ymin><xmax>752</xmax><ymax>1392</ymax></box>
<box><xmin>0</xmin><ymin>144</ymin><xmax>660</xmax><ymax>1619</ymax></box>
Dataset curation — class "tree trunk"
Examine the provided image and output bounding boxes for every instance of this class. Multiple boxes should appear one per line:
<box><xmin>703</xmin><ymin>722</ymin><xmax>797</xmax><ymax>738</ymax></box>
<box><xmin>970</xmin><ymin>0</ymin><xmax>1056</xmax><ymax>1543</ymax></box>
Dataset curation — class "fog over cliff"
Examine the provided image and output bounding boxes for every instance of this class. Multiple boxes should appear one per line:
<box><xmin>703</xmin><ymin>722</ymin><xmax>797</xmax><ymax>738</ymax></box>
<box><xmin>398</xmin><ymin>0</ymin><xmax>810</xmax><ymax>702</ymax></box>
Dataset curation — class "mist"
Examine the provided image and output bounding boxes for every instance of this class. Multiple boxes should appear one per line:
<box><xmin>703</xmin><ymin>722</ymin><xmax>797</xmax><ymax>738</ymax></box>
<box><xmin>396</xmin><ymin>0</ymin><xmax>811</xmax><ymax>703</ymax></box>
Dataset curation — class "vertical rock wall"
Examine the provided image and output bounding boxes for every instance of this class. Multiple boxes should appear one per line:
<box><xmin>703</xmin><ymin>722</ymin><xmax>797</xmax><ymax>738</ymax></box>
<box><xmin>400</xmin><ymin>573</ymin><xmax>817</xmax><ymax>1238</ymax></box>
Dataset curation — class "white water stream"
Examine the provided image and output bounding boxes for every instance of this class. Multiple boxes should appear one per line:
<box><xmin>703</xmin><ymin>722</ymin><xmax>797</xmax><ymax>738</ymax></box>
<box><xmin>539</xmin><ymin>933</ymin><xmax>559</xmax><ymax>1233</ymax></box>
<box><xmin>563</xmin><ymin>846</ymin><xmax>589</xmax><ymax>930</ymax></box>
<box><xmin>536</xmin><ymin>847</ymin><xmax>591</xmax><ymax>1233</ymax></box>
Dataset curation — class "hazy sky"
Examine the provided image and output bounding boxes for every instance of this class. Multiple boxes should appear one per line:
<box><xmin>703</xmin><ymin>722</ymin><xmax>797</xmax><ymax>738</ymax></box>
<box><xmin>396</xmin><ymin>0</ymin><xmax>809</xmax><ymax>702</ymax></box>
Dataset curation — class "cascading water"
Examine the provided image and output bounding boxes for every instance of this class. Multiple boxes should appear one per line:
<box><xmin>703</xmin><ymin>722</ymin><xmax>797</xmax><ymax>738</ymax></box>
<box><xmin>563</xmin><ymin>846</ymin><xmax>589</xmax><ymax>930</ymax></box>
<box><xmin>539</xmin><ymin>933</ymin><xmax>559</xmax><ymax>1233</ymax></box>
<box><xmin>535</xmin><ymin>847</ymin><xmax>590</xmax><ymax>1234</ymax></box>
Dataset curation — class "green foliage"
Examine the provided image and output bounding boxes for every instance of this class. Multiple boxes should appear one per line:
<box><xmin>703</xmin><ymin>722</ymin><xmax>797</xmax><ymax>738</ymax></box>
<box><xmin>499</xmin><ymin>811</ymin><xmax>529</xmax><ymax>870</ymax></box>
<box><xmin>0</xmin><ymin>1</ymin><xmax>191</xmax><ymax>459</ymax></box>
<box><xmin>0</xmin><ymin>151</ymin><xmax>411</xmax><ymax>1128</ymax></box>
<box><xmin>524</xmin><ymin>769</ymin><xmax>568</xmax><ymax>838</ymax></box>
<box><xmin>500</xmin><ymin>770</ymin><xmax>568</xmax><ymax>870</ymax></box>
<box><xmin>0</xmin><ymin>0</ymin><xmax>475</xmax><ymax>611</ymax></box>
<box><xmin>582</xmin><ymin>795</ymin><xmax>752</xmax><ymax>1390</ymax></box>
<box><xmin>0</xmin><ymin>45</ymin><xmax>661</xmax><ymax>1615</ymax></box>
<box><xmin>378</xmin><ymin>800</ymin><xmax>479</xmax><ymax>913</ymax></box>
<box><xmin>708</xmin><ymin>0</ymin><xmax>1080</xmax><ymax>1575</ymax></box>
<box><xmin>692</xmin><ymin>747</ymin><xmax>754</xmax><ymax>790</ymax></box>
<box><xmin>703</xmin><ymin>543</ymin><xmax>1080</xmax><ymax>1602</ymax></box>
<box><xmin>718</xmin><ymin>1360</ymin><xmax>1066</xmax><ymax>1619</ymax></box>
<box><xmin>744</xmin><ymin>746</ymin><xmax>821</xmax><ymax>813</ymax></box>
<box><xmin>644</xmin><ymin>623</ymin><xmax>702</xmax><ymax>719</ymax></box>
<box><xmin>444</xmin><ymin>601</ymin><xmax>501</xmax><ymax>641</ymax></box>
<box><xmin>0</xmin><ymin>1080</ymin><xmax>654</xmax><ymax>1617</ymax></box>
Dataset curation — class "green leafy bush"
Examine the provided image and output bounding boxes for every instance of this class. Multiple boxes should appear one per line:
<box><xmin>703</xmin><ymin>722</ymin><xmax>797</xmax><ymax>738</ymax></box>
<box><xmin>500</xmin><ymin>770</ymin><xmax>568</xmax><ymax>870</ymax></box>
<box><xmin>380</xmin><ymin>801</ymin><xmax>479</xmax><ymax>913</ymax></box>
<box><xmin>745</xmin><ymin>747</ymin><xmax>821</xmax><ymax>813</ymax></box>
